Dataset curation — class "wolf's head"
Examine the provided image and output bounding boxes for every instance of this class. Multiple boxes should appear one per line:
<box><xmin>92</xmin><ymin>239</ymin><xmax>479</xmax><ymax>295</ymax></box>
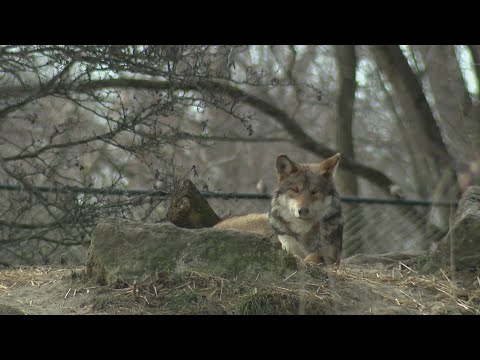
<box><xmin>273</xmin><ymin>153</ymin><xmax>341</xmax><ymax>221</ymax></box>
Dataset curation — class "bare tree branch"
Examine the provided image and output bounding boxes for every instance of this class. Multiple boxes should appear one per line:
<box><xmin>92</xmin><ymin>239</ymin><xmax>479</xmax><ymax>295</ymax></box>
<box><xmin>42</xmin><ymin>77</ymin><xmax>401</xmax><ymax>195</ymax></box>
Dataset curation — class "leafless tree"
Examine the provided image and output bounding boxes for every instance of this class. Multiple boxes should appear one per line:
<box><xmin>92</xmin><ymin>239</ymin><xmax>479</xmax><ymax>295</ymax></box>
<box><xmin>0</xmin><ymin>45</ymin><xmax>475</xmax><ymax>266</ymax></box>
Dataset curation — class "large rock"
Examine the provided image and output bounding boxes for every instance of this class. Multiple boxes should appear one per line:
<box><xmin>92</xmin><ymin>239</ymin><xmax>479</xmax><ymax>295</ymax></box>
<box><xmin>86</xmin><ymin>219</ymin><xmax>298</xmax><ymax>286</ymax></box>
<box><xmin>423</xmin><ymin>186</ymin><xmax>480</xmax><ymax>273</ymax></box>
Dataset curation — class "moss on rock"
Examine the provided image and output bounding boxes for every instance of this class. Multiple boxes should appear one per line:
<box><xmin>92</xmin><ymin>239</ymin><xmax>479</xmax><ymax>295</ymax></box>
<box><xmin>86</xmin><ymin>219</ymin><xmax>298</xmax><ymax>287</ymax></box>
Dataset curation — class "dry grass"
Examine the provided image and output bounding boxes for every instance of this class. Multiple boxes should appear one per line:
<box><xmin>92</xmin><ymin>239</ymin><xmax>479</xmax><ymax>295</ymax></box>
<box><xmin>1</xmin><ymin>263</ymin><xmax>479</xmax><ymax>314</ymax></box>
<box><xmin>0</xmin><ymin>266</ymin><xmax>81</xmax><ymax>295</ymax></box>
<box><xmin>333</xmin><ymin>262</ymin><xmax>480</xmax><ymax>314</ymax></box>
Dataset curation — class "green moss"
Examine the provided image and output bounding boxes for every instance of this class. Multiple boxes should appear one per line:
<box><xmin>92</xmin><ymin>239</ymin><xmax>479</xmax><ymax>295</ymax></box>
<box><xmin>0</xmin><ymin>304</ymin><xmax>25</xmax><ymax>315</ymax></box>
<box><xmin>163</xmin><ymin>291</ymin><xmax>225</xmax><ymax>315</ymax></box>
<box><xmin>283</xmin><ymin>253</ymin><xmax>299</xmax><ymax>272</ymax></box>
<box><xmin>305</xmin><ymin>264</ymin><xmax>329</xmax><ymax>281</ymax></box>
<box><xmin>182</xmin><ymin>232</ymin><xmax>294</xmax><ymax>281</ymax></box>
<box><xmin>85</xmin><ymin>251</ymin><xmax>108</xmax><ymax>285</ymax></box>
<box><xmin>238</xmin><ymin>289</ymin><xmax>334</xmax><ymax>315</ymax></box>
<box><xmin>90</xmin><ymin>294</ymin><xmax>143</xmax><ymax>314</ymax></box>
<box><xmin>87</xmin><ymin>220</ymin><xmax>301</xmax><ymax>288</ymax></box>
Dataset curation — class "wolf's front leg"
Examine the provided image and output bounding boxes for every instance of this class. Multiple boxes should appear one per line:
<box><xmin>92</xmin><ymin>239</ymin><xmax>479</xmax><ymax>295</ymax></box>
<box><xmin>277</xmin><ymin>235</ymin><xmax>308</xmax><ymax>258</ymax></box>
<box><xmin>320</xmin><ymin>245</ymin><xmax>342</xmax><ymax>265</ymax></box>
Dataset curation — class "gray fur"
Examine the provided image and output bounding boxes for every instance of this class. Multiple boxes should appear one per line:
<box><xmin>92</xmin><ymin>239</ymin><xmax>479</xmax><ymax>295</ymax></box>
<box><xmin>267</xmin><ymin>162</ymin><xmax>343</xmax><ymax>264</ymax></box>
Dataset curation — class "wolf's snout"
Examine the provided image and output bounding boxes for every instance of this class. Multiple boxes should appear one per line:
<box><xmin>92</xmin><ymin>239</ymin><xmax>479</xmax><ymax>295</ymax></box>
<box><xmin>298</xmin><ymin>207</ymin><xmax>309</xmax><ymax>217</ymax></box>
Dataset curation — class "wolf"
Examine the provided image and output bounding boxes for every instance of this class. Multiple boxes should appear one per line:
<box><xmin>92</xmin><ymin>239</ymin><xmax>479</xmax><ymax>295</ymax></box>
<box><xmin>214</xmin><ymin>153</ymin><xmax>344</xmax><ymax>265</ymax></box>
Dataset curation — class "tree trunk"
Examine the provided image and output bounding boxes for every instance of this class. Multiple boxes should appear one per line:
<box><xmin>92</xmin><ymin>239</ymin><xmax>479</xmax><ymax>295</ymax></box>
<box><xmin>415</xmin><ymin>45</ymin><xmax>476</xmax><ymax>160</ymax></box>
<box><xmin>333</xmin><ymin>45</ymin><xmax>364</xmax><ymax>256</ymax></box>
<box><xmin>468</xmin><ymin>45</ymin><xmax>480</xmax><ymax>102</ymax></box>
<box><xmin>415</xmin><ymin>45</ymin><xmax>480</xmax><ymax>227</ymax></box>
<box><xmin>166</xmin><ymin>179</ymin><xmax>220</xmax><ymax>228</ymax></box>
<box><xmin>375</xmin><ymin>69</ymin><xmax>429</xmax><ymax>199</ymax></box>
<box><xmin>334</xmin><ymin>45</ymin><xmax>359</xmax><ymax>196</ymax></box>
<box><xmin>370</xmin><ymin>45</ymin><xmax>459</xmax><ymax>202</ymax></box>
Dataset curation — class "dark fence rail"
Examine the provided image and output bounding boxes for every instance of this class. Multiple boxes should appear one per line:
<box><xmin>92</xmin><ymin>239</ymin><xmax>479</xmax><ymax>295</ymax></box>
<box><xmin>0</xmin><ymin>184</ymin><xmax>458</xmax><ymax>207</ymax></box>
<box><xmin>0</xmin><ymin>182</ymin><xmax>460</xmax><ymax>265</ymax></box>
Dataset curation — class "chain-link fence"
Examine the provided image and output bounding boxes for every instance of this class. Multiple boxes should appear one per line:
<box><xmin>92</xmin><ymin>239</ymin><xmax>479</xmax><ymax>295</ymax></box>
<box><xmin>0</xmin><ymin>185</ymin><xmax>457</xmax><ymax>266</ymax></box>
<box><xmin>206</xmin><ymin>194</ymin><xmax>455</xmax><ymax>256</ymax></box>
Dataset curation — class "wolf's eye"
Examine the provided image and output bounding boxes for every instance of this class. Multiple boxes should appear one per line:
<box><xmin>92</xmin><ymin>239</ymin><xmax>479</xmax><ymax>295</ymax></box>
<box><xmin>291</xmin><ymin>187</ymin><xmax>299</xmax><ymax>193</ymax></box>
<box><xmin>311</xmin><ymin>189</ymin><xmax>319</xmax><ymax>195</ymax></box>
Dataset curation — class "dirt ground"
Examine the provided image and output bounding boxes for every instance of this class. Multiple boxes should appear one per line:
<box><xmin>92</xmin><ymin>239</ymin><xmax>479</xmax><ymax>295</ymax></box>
<box><xmin>2</xmin><ymin>259</ymin><xmax>480</xmax><ymax>315</ymax></box>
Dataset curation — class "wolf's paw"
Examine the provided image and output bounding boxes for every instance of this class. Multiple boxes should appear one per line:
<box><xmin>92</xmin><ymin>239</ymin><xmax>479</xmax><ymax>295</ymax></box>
<box><xmin>271</xmin><ymin>240</ymin><xmax>282</xmax><ymax>249</ymax></box>
<box><xmin>291</xmin><ymin>254</ymin><xmax>309</xmax><ymax>270</ymax></box>
<box><xmin>263</xmin><ymin>237</ymin><xmax>282</xmax><ymax>249</ymax></box>
<box><xmin>304</xmin><ymin>252</ymin><xmax>325</xmax><ymax>265</ymax></box>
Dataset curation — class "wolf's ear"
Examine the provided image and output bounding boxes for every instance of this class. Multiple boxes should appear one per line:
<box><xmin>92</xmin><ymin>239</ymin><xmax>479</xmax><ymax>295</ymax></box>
<box><xmin>319</xmin><ymin>153</ymin><xmax>341</xmax><ymax>179</ymax></box>
<box><xmin>276</xmin><ymin>155</ymin><xmax>299</xmax><ymax>182</ymax></box>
